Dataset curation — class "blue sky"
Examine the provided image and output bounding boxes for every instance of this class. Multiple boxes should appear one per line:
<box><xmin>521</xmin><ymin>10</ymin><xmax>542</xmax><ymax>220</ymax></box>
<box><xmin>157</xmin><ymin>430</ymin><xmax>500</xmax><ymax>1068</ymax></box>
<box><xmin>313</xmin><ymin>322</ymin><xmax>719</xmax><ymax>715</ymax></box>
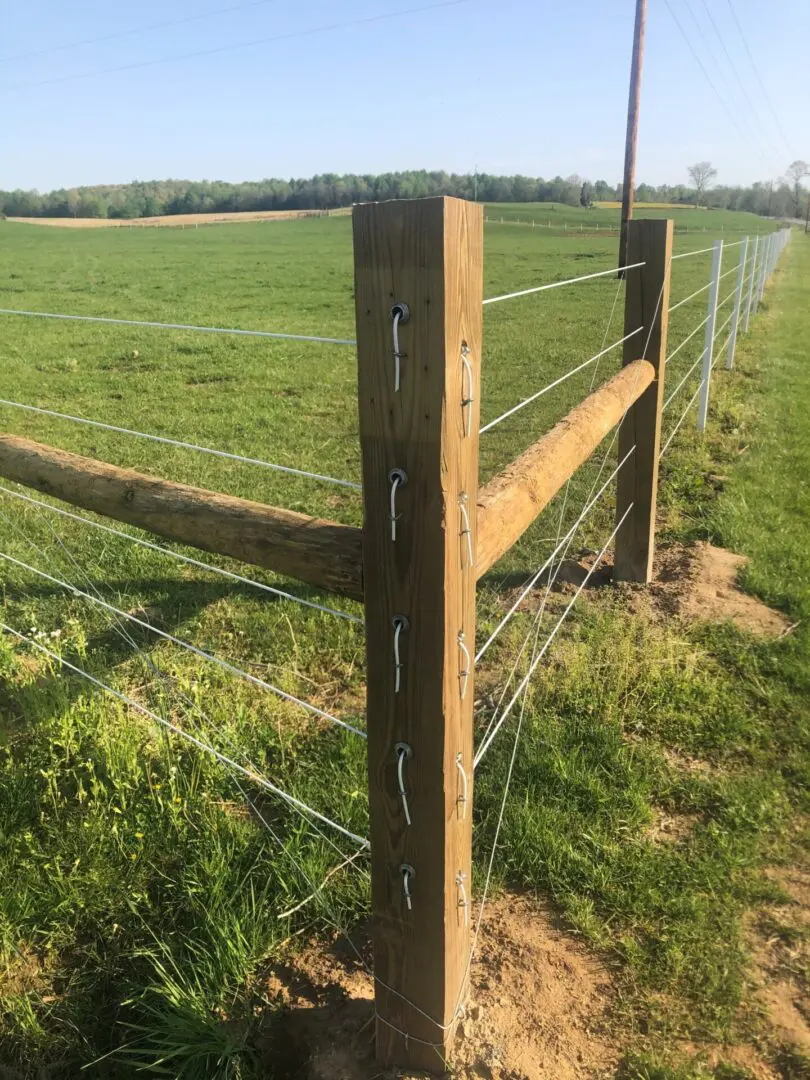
<box><xmin>1</xmin><ymin>0</ymin><xmax>806</xmax><ymax>191</ymax></box>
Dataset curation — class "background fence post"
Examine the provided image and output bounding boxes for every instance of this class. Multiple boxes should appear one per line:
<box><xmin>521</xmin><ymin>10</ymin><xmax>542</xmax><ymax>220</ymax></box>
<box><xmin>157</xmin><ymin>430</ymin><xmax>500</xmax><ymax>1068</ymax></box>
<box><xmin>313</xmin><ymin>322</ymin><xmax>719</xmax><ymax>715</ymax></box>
<box><xmin>754</xmin><ymin>234</ymin><xmax>769</xmax><ymax>313</ymax></box>
<box><xmin>353</xmin><ymin>196</ymin><xmax>483</xmax><ymax>1070</ymax></box>
<box><xmin>697</xmin><ymin>239</ymin><xmax>723</xmax><ymax>433</ymax></box>
<box><xmin>743</xmin><ymin>235</ymin><xmax>758</xmax><ymax>333</ymax></box>
<box><xmin>726</xmin><ymin>236</ymin><xmax>748</xmax><ymax>369</ymax></box>
<box><xmin>614</xmin><ymin>218</ymin><xmax>673</xmax><ymax>583</ymax></box>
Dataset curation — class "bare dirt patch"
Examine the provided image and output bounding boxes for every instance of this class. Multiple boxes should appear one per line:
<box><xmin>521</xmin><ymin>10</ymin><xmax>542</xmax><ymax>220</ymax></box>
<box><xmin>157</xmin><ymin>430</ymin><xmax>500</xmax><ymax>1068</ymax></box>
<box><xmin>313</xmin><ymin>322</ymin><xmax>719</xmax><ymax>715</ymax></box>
<box><xmin>620</xmin><ymin>542</ymin><xmax>791</xmax><ymax>637</ymax></box>
<box><xmin>260</xmin><ymin>892</ymin><xmax>620</xmax><ymax>1079</ymax></box>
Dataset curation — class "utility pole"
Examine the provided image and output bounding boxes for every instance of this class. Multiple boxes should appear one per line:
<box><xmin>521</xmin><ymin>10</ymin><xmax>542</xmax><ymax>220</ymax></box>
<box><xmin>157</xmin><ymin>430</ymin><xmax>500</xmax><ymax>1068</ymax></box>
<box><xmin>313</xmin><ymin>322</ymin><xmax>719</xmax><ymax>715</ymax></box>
<box><xmin>618</xmin><ymin>0</ymin><xmax>647</xmax><ymax>275</ymax></box>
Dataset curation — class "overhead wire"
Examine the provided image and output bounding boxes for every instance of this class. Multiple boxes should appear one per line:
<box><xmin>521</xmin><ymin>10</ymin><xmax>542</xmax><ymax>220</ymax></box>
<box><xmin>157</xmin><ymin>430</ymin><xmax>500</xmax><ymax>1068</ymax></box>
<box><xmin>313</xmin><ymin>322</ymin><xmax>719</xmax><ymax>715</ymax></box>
<box><xmin>1</xmin><ymin>0</ymin><xmax>478</xmax><ymax>94</ymax></box>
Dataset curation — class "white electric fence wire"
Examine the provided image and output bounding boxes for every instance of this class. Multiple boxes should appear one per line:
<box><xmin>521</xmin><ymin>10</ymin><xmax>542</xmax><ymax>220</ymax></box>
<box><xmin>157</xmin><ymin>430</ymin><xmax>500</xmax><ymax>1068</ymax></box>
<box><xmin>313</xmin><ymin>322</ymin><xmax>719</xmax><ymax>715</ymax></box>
<box><xmin>456</xmin><ymin>872</ymin><xmax>469</xmax><ymax>928</ymax></box>
<box><xmin>719</xmin><ymin>263</ymin><xmax>740</xmax><ymax>282</ymax></box>
<box><xmin>474</xmin><ymin>444</ymin><xmax>636</xmax><ymax>662</ymax></box>
<box><xmin>0</xmin><ymin>483</ymin><xmax>362</xmax><ymax>623</ymax></box>
<box><xmin>474</xmin><ymin>506</ymin><xmax>632</xmax><ymax>770</ymax></box>
<box><xmin>660</xmin><ymin>382</ymin><xmax>705</xmax><ymax>458</ymax></box>
<box><xmin>392</xmin><ymin>308</ymin><xmax>403</xmax><ymax>392</ymax></box>
<box><xmin>670</xmin><ymin>245</ymin><xmax>716</xmax><ymax>260</ymax></box>
<box><xmin>0</xmin><ymin>307</ymin><xmax>357</xmax><ymax>346</ymax></box>
<box><xmin>0</xmin><ymin>622</ymin><xmax>369</xmax><ymax>847</ymax></box>
<box><xmin>715</xmin><ymin>333</ymin><xmax>732</xmax><ymax>362</ymax></box>
<box><xmin>0</xmin><ymin>398</ymin><xmax>362</xmax><ymax>490</ymax></box>
<box><xmin>393</xmin><ymin>618</ymin><xmax>405</xmax><ymax>694</ymax></box>
<box><xmin>482</xmin><ymin>261</ymin><xmax>645</xmax><ymax>305</ymax></box>
<box><xmin>666</xmin><ymin>313</ymin><xmax>711</xmax><ymax>364</ymax></box>
<box><xmin>663</xmin><ymin>353</ymin><xmax>706</xmax><ymax>412</ymax></box>
<box><xmin>671</xmin><ymin>239</ymin><xmax>746</xmax><ymax>262</ymax></box>
<box><xmin>396</xmin><ymin>746</ymin><xmax>412</xmax><ymax>826</ymax></box>
<box><xmin>479</xmin><ymin>326</ymin><xmax>644</xmax><ymax>434</ymax></box>
<box><xmin>275</xmin><ymin>849</ymin><xmax>369</xmax><ymax>920</ymax></box>
<box><xmin>456</xmin><ymin>752</ymin><xmax>468</xmax><ymax>819</ymax></box>
<box><xmin>669</xmin><ymin>280</ymin><xmax>711</xmax><ymax>312</ymax></box>
<box><xmin>0</xmin><ymin>549</ymin><xmax>366</xmax><ymax>738</ymax></box>
<box><xmin>716</xmin><ymin>289</ymin><xmax>736</xmax><ymax>311</ymax></box>
<box><xmin>459</xmin><ymin>494</ymin><xmax>474</xmax><ymax>567</ymax></box>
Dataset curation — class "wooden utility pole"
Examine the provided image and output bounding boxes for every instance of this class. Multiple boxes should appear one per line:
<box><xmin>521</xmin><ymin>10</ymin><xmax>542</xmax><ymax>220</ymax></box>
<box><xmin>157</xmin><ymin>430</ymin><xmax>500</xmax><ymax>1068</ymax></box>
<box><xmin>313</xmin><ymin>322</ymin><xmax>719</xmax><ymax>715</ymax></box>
<box><xmin>614</xmin><ymin>218</ymin><xmax>673</xmax><ymax>582</ymax></box>
<box><xmin>618</xmin><ymin>0</ymin><xmax>647</xmax><ymax>274</ymax></box>
<box><xmin>353</xmin><ymin>197</ymin><xmax>483</xmax><ymax>1071</ymax></box>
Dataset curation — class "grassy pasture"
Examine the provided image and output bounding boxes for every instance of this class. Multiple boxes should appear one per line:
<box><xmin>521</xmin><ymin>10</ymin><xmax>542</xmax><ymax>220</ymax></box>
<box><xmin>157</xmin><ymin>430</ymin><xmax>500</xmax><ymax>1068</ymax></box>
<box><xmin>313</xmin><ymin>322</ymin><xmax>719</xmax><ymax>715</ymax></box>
<box><xmin>486</xmin><ymin>201</ymin><xmax>778</xmax><ymax>235</ymax></box>
<box><xmin>0</xmin><ymin>213</ymin><xmax>807</xmax><ymax>1078</ymax></box>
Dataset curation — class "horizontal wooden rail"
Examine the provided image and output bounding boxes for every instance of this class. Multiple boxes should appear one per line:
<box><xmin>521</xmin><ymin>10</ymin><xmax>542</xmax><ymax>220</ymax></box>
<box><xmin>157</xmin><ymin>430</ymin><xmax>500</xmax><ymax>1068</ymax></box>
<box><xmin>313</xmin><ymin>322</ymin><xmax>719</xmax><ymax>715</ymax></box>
<box><xmin>475</xmin><ymin>358</ymin><xmax>655</xmax><ymax>577</ymax></box>
<box><xmin>0</xmin><ymin>435</ymin><xmax>364</xmax><ymax>600</ymax></box>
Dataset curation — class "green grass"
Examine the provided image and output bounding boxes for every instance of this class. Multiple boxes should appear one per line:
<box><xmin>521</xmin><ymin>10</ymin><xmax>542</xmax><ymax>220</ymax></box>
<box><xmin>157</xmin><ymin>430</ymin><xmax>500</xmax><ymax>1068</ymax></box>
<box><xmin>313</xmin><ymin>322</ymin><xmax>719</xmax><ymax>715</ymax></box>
<box><xmin>0</xmin><ymin>214</ymin><xmax>807</xmax><ymax>1077</ymax></box>
<box><xmin>485</xmin><ymin>202</ymin><xmax>780</xmax><ymax>236</ymax></box>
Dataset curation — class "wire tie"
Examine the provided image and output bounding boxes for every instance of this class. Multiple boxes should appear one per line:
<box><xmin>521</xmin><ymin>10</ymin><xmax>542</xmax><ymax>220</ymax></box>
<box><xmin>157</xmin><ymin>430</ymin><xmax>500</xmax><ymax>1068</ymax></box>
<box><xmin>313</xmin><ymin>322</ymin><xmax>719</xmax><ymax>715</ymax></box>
<box><xmin>390</xmin><ymin>303</ymin><xmax>409</xmax><ymax>392</ymax></box>
<box><xmin>388</xmin><ymin>469</ymin><xmax>407</xmax><ymax>542</ymax></box>
<box><xmin>457</xmin><ymin>631</ymin><xmax>471</xmax><ymax>700</ymax></box>
<box><xmin>456</xmin><ymin>871</ymin><xmax>469</xmax><ymax>928</ymax></box>
<box><xmin>461</xmin><ymin>343</ymin><xmax>475</xmax><ymax>437</ymax></box>
<box><xmin>394</xmin><ymin>743</ymin><xmax>413</xmax><ymax>826</ymax></box>
<box><xmin>392</xmin><ymin>615</ymin><xmax>409</xmax><ymax>694</ymax></box>
<box><xmin>400</xmin><ymin>864</ymin><xmax>415</xmax><ymax>911</ymax></box>
<box><xmin>455</xmin><ymin>752</ymin><xmax>468</xmax><ymax>820</ymax></box>
<box><xmin>459</xmin><ymin>493</ymin><xmax>474</xmax><ymax>569</ymax></box>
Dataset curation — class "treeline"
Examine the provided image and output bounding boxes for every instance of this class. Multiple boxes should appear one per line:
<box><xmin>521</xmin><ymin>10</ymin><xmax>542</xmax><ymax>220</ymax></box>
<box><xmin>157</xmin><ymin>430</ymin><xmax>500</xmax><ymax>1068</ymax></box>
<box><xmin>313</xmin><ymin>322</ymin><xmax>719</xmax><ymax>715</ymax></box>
<box><xmin>0</xmin><ymin>170</ymin><xmax>805</xmax><ymax>220</ymax></box>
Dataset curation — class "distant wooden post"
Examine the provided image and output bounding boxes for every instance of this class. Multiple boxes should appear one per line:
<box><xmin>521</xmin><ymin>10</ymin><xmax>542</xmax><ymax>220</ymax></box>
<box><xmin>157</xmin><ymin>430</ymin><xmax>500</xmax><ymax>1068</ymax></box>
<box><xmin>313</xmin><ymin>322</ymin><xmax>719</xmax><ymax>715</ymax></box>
<box><xmin>698</xmin><ymin>240</ymin><xmax>723</xmax><ymax>432</ymax></box>
<box><xmin>614</xmin><ymin>218</ymin><xmax>673</xmax><ymax>583</ymax></box>
<box><xmin>726</xmin><ymin>237</ymin><xmax>748</xmax><ymax>369</ymax></box>
<box><xmin>353</xmin><ymin>197</ymin><xmax>483</xmax><ymax>1071</ymax></box>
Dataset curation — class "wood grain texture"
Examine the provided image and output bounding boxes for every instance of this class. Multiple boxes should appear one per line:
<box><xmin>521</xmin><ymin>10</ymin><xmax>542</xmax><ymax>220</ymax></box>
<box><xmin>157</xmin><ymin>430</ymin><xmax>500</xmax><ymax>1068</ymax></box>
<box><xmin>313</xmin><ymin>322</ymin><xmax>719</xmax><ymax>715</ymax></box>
<box><xmin>353</xmin><ymin>197</ymin><xmax>483</xmax><ymax>1069</ymax></box>
<box><xmin>614</xmin><ymin>219</ymin><xmax>673</xmax><ymax>583</ymax></box>
<box><xmin>474</xmin><ymin>359</ymin><xmax>655</xmax><ymax>578</ymax></box>
<box><xmin>0</xmin><ymin>434</ymin><xmax>364</xmax><ymax>599</ymax></box>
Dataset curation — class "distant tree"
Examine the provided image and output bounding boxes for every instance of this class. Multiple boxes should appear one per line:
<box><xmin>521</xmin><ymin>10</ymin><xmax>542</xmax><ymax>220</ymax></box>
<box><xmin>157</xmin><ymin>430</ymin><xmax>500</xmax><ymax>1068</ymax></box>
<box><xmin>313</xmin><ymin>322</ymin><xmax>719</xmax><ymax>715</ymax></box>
<box><xmin>687</xmin><ymin>161</ymin><xmax>718</xmax><ymax>207</ymax></box>
<box><xmin>579</xmin><ymin>182</ymin><xmax>593</xmax><ymax>208</ymax></box>
<box><xmin>785</xmin><ymin>160</ymin><xmax>809</xmax><ymax>216</ymax></box>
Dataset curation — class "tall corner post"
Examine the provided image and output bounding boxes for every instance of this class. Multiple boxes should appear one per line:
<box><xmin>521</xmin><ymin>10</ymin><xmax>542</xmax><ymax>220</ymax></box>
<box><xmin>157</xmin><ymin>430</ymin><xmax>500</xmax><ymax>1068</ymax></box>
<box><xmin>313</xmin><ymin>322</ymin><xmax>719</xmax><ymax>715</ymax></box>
<box><xmin>726</xmin><ymin>236</ymin><xmax>748</xmax><ymax>370</ymax></box>
<box><xmin>352</xmin><ymin>197</ymin><xmax>483</xmax><ymax>1071</ymax></box>
<box><xmin>614</xmin><ymin>217</ymin><xmax>673</xmax><ymax>584</ymax></box>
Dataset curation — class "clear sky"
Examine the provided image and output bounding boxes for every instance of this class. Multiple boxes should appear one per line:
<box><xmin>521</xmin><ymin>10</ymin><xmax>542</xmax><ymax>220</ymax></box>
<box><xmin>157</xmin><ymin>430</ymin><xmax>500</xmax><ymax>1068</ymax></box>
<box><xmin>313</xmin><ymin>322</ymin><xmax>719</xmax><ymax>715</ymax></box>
<box><xmin>1</xmin><ymin>0</ymin><xmax>806</xmax><ymax>192</ymax></box>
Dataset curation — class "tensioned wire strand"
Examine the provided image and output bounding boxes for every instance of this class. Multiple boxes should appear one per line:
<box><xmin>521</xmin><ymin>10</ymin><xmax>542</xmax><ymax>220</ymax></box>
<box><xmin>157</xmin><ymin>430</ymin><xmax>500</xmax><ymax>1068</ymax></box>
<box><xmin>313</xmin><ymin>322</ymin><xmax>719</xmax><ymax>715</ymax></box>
<box><xmin>0</xmin><ymin>499</ymin><xmax>370</xmax><ymax>874</ymax></box>
<box><xmin>666</xmin><ymin>312</ymin><xmax>711</xmax><ymax>363</ymax></box>
<box><xmin>669</xmin><ymin>279</ymin><xmax>712</xmax><ymax>312</ymax></box>
<box><xmin>479</xmin><ymin>326</ymin><xmax>644</xmax><ymax>434</ymax></box>
<box><xmin>475</xmin><ymin>444</ymin><xmax>636</xmax><ymax>662</ymax></box>
<box><xmin>660</xmin><ymin>382</ymin><xmax>705</xmax><ymax>458</ymax></box>
<box><xmin>474</xmin><ymin>504</ymin><xmax>633</xmax><ymax>769</ymax></box>
<box><xmin>0</xmin><ymin>307</ymin><xmax>356</xmax><ymax>346</ymax></box>
<box><xmin>0</xmin><ymin>398</ymin><xmax>362</xmax><ymax>490</ymax></box>
<box><xmin>482</xmin><ymin>261</ymin><xmax>645</xmax><ymax>305</ymax></box>
<box><xmin>0</xmin><ymin>483</ymin><xmax>362</xmax><ymax>624</ymax></box>
<box><xmin>0</xmin><ymin>549</ymin><xmax>366</xmax><ymax>738</ymax></box>
<box><xmin>0</xmin><ymin>622</ymin><xmax>368</xmax><ymax>847</ymax></box>
<box><xmin>663</xmin><ymin>353</ymin><xmax>706</xmax><ymax>412</ymax></box>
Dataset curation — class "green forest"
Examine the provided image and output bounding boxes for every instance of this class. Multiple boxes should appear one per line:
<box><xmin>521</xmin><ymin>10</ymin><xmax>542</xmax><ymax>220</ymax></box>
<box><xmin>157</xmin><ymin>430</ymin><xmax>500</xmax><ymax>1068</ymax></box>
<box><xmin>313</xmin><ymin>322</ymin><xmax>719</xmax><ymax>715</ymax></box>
<box><xmin>1</xmin><ymin>169</ymin><xmax>806</xmax><ymax>220</ymax></box>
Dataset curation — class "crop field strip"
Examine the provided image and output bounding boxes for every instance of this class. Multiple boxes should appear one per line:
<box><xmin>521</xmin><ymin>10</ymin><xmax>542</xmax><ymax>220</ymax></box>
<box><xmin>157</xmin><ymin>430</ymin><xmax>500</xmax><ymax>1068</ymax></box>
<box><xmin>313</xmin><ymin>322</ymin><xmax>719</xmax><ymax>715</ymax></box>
<box><xmin>0</xmin><ymin>209</ymin><xmax>790</xmax><ymax>1072</ymax></box>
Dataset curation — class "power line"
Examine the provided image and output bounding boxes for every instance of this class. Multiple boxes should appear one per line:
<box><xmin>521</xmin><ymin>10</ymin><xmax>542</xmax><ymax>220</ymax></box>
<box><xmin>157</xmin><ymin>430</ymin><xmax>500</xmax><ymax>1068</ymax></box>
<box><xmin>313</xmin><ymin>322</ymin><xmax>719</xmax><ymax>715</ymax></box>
<box><xmin>680</xmin><ymin>0</ymin><xmax>767</xmax><ymax>161</ymax></box>
<box><xmin>695</xmin><ymin>0</ymin><xmax>779</xmax><ymax>158</ymax></box>
<box><xmin>660</xmin><ymin>0</ymin><xmax>762</xmax><ymax>158</ymax></box>
<box><xmin>2</xmin><ymin>0</ymin><xmax>476</xmax><ymax>94</ymax></box>
<box><xmin>724</xmin><ymin>0</ymin><xmax>794</xmax><ymax>158</ymax></box>
<box><xmin>0</xmin><ymin>0</ymin><xmax>280</xmax><ymax>65</ymax></box>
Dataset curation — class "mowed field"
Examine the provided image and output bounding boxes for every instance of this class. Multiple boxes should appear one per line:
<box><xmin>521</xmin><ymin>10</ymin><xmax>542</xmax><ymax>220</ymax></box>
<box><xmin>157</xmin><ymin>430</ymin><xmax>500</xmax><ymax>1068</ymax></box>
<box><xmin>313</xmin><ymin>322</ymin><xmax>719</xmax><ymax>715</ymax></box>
<box><xmin>1</xmin><ymin>210</ymin><xmax>808</xmax><ymax>1079</ymax></box>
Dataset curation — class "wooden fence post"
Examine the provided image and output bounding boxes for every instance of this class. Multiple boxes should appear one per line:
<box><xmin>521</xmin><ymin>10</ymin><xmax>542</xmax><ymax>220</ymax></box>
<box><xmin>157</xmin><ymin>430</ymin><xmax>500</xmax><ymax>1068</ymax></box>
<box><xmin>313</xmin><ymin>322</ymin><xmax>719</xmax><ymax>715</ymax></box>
<box><xmin>697</xmin><ymin>239</ymin><xmax>723</xmax><ymax>433</ymax></box>
<box><xmin>726</xmin><ymin>236</ymin><xmax>748</xmax><ymax>369</ymax></box>
<box><xmin>614</xmin><ymin>218</ymin><xmax>673</xmax><ymax>583</ymax></box>
<box><xmin>353</xmin><ymin>196</ymin><xmax>483</xmax><ymax>1070</ymax></box>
